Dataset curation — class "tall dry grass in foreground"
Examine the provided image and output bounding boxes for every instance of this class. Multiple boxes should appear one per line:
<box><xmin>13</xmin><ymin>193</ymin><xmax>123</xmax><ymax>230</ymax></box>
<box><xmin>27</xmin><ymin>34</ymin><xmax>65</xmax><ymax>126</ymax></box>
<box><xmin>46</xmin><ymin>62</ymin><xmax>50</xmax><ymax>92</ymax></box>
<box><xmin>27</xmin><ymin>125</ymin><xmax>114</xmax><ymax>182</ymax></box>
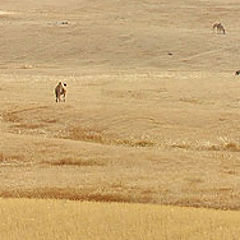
<box><xmin>0</xmin><ymin>198</ymin><xmax>239</xmax><ymax>240</ymax></box>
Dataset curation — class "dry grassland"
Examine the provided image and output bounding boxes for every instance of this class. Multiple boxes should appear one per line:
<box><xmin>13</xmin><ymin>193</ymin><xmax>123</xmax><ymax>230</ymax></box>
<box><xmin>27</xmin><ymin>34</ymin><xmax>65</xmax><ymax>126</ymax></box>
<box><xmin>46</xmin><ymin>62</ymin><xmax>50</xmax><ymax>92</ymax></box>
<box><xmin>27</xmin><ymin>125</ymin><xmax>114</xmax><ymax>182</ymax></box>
<box><xmin>1</xmin><ymin>72</ymin><xmax>240</xmax><ymax>210</ymax></box>
<box><xmin>0</xmin><ymin>0</ymin><xmax>240</xmax><ymax>236</ymax></box>
<box><xmin>1</xmin><ymin>198</ymin><xmax>240</xmax><ymax>240</ymax></box>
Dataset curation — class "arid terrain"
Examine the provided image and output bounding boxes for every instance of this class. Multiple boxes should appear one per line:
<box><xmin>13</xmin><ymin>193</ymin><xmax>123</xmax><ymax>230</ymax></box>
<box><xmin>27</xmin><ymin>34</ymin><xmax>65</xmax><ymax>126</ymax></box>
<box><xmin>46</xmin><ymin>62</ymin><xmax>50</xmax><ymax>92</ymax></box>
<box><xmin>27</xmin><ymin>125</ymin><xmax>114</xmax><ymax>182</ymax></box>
<box><xmin>0</xmin><ymin>0</ymin><xmax>240</xmax><ymax>239</ymax></box>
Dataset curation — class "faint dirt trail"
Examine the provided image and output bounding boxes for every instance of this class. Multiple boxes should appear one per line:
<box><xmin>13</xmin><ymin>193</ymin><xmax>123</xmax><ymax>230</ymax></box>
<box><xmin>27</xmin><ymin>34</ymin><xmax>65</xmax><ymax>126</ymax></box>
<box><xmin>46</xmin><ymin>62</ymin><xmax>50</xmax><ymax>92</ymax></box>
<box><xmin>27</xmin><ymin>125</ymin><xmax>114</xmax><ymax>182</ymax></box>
<box><xmin>183</xmin><ymin>48</ymin><xmax>225</xmax><ymax>61</ymax></box>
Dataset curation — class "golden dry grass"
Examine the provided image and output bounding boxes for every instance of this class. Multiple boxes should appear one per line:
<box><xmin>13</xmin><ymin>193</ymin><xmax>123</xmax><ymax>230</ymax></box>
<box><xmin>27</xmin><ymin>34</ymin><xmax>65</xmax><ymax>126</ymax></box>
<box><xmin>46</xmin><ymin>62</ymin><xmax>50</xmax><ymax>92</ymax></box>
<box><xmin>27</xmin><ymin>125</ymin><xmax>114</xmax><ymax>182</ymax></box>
<box><xmin>1</xmin><ymin>72</ymin><xmax>240</xmax><ymax>210</ymax></box>
<box><xmin>1</xmin><ymin>0</ymin><xmax>240</xmax><ymax>238</ymax></box>
<box><xmin>0</xmin><ymin>198</ymin><xmax>240</xmax><ymax>240</ymax></box>
<box><xmin>0</xmin><ymin>0</ymin><xmax>240</xmax><ymax>228</ymax></box>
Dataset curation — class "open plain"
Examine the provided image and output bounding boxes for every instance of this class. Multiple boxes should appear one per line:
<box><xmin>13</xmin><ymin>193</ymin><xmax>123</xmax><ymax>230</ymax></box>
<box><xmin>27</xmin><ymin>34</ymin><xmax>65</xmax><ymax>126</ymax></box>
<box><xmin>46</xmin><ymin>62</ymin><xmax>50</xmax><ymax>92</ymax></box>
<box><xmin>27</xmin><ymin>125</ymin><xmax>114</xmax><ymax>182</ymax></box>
<box><xmin>0</xmin><ymin>0</ymin><xmax>240</xmax><ymax>239</ymax></box>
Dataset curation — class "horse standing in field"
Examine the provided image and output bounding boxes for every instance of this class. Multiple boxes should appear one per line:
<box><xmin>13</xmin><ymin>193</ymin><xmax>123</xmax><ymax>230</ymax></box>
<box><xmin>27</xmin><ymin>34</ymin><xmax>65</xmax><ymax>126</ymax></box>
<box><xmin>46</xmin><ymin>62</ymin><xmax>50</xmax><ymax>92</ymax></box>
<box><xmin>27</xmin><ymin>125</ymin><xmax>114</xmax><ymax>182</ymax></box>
<box><xmin>55</xmin><ymin>82</ymin><xmax>67</xmax><ymax>102</ymax></box>
<box><xmin>235</xmin><ymin>70</ymin><xmax>240</xmax><ymax>75</ymax></box>
<box><xmin>212</xmin><ymin>23</ymin><xmax>226</xmax><ymax>34</ymax></box>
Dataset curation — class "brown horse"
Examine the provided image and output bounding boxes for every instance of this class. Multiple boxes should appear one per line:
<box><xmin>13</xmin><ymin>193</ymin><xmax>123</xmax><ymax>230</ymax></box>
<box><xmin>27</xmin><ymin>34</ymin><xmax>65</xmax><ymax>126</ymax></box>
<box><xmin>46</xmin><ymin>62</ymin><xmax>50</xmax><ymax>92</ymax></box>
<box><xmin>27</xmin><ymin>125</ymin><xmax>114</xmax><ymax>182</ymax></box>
<box><xmin>55</xmin><ymin>82</ymin><xmax>67</xmax><ymax>102</ymax></box>
<box><xmin>212</xmin><ymin>23</ymin><xmax>226</xmax><ymax>34</ymax></box>
<box><xmin>235</xmin><ymin>70</ymin><xmax>240</xmax><ymax>75</ymax></box>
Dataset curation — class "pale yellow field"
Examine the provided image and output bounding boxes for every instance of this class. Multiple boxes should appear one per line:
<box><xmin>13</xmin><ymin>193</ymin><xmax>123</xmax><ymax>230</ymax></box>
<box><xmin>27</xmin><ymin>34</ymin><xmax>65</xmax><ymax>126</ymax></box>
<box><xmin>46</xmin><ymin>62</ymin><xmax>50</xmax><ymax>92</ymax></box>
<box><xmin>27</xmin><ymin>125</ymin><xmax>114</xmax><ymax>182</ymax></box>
<box><xmin>1</xmin><ymin>198</ymin><xmax>240</xmax><ymax>240</ymax></box>
<box><xmin>0</xmin><ymin>0</ymin><xmax>240</xmax><ymax>238</ymax></box>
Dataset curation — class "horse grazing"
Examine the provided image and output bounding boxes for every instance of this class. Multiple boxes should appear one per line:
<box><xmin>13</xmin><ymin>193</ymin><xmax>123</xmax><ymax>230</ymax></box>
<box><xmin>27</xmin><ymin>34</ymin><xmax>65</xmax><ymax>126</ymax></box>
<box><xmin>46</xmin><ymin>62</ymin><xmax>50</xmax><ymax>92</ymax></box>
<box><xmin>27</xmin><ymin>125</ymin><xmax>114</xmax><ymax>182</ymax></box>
<box><xmin>55</xmin><ymin>82</ymin><xmax>67</xmax><ymax>102</ymax></box>
<box><xmin>212</xmin><ymin>22</ymin><xmax>226</xmax><ymax>34</ymax></box>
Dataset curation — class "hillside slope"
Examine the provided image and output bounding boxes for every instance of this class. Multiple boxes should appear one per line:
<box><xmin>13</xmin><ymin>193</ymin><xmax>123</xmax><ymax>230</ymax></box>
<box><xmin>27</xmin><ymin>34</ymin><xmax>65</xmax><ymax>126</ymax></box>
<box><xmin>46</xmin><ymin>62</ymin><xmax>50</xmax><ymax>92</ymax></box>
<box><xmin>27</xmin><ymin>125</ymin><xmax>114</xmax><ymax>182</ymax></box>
<box><xmin>0</xmin><ymin>0</ymin><xmax>239</xmax><ymax>72</ymax></box>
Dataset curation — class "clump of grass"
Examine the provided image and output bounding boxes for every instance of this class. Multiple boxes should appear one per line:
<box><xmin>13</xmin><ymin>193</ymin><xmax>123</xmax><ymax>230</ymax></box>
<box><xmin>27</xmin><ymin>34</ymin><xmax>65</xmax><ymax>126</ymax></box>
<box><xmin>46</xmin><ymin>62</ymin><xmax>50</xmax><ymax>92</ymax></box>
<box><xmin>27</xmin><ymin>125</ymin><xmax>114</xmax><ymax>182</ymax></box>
<box><xmin>2</xmin><ymin>112</ymin><xmax>22</xmax><ymax>123</ymax></box>
<box><xmin>42</xmin><ymin>119</ymin><xmax>58</xmax><ymax>124</ymax></box>
<box><xmin>170</xmin><ymin>142</ymin><xmax>191</xmax><ymax>150</ymax></box>
<box><xmin>43</xmin><ymin>157</ymin><xmax>105</xmax><ymax>167</ymax></box>
<box><xmin>62</xmin><ymin>126</ymin><xmax>155</xmax><ymax>148</ymax></box>
<box><xmin>66</xmin><ymin>127</ymin><xmax>106</xmax><ymax>144</ymax></box>
<box><xmin>12</xmin><ymin>123</ymin><xmax>46</xmax><ymax>130</ymax></box>
<box><xmin>179</xmin><ymin>97</ymin><xmax>201</xmax><ymax>104</ymax></box>
<box><xmin>218</xmin><ymin>137</ymin><xmax>240</xmax><ymax>152</ymax></box>
<box><xmin>116</xmin><ymin>138</ymin><xmax>155</xmax><ymax>147</ymax></box>
<box><xmin>0</xmin><ymin>153</ymin><xmax>24</xmax><ymax>162</ymax></box>
<box><xmin>0</xmin><ymin>187</ymin><xmax>132</xmax><ymax>202</ymax></box>
<box><xmin>21</xmin><ymin>64</ymin><xmax>33</xmax><ymax>69</ymax></box>
<box><xmin>223</xmin><ymin>142</ymin><xmax>240</xmax><ymax>152</ymax></box>
<box><xmin>169</xmin><ymin>138</ymin><xmax>240</xmax><ymax>152</ymax></box>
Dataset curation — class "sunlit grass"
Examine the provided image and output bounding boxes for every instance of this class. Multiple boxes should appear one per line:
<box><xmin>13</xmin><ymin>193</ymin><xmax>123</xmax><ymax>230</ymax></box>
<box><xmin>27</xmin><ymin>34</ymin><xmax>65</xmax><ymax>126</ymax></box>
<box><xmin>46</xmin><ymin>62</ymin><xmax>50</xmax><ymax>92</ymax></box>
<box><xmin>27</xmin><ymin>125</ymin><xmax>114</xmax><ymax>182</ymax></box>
<box><xmin>0</xmin><ymin>198</ymin><xmax>240</xmax><ymax>240</ymax></box>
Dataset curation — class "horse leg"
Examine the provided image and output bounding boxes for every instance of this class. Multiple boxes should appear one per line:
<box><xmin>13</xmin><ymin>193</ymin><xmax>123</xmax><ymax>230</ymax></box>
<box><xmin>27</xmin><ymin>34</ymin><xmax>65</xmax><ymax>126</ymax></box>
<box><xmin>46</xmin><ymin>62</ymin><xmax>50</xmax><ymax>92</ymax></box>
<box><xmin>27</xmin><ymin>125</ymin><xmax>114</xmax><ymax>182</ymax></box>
<box><xmin>56</xmin><ymin>93</ymin><xmax>60</xmax><ymax>102</ymax></box>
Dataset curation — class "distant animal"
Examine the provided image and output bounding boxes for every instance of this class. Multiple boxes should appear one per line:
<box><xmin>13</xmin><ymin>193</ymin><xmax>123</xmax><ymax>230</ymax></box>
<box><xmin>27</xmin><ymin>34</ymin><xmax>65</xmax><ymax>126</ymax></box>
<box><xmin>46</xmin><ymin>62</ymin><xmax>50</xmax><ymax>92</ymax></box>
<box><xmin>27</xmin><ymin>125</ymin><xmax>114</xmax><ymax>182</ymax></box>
<box><xmin>212</xmin><ymin>22</ymin><xmax>219</xmax><ymax>32</ymax></box>
<box><xmin>61</xmin><ymin>21</ymin><xmax>69</xmax><ymax>25</ymax></box>
<box><xmin>212</xmin><ymin>22</ymin><xmax>226</xmax><ymax>34</ymax></box>
<box><xmin>55</xmin><ymin>82</ymin><xmax>67</xmax><ymax>102</ymax></box>
<box><xmin>235</xmin><ymin>70</ymin><xmax>240</xmax><ymax>75</ymax></box>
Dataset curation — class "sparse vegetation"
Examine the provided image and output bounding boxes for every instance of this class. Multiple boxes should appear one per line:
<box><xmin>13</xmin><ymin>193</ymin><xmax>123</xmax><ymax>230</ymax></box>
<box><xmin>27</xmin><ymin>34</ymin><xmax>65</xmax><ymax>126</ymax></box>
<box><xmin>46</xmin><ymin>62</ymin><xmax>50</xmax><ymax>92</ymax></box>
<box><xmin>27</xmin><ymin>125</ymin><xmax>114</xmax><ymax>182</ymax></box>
<box><xmin>63</xmin><ymin>126</ymin><xmax>155</xmax><ymax>147</ymax></box>
<box><xmin>0</xmin><ymin>0</ymin><xmax>240</xmax><ymax>238</ymax></box>
<box><xmin>1</xmin><ymin>70</ymin><xmax>240</xmax><ymax>211</ymax></box>
<box><xmin>43</xmin><ymin>157</ymin><xmax>106</xmax><ymax>167</ymax></box>
<box><xmin>0</xmin><ymin>153</ymin><xmax>24</xmax><ymax>163</ymax></box>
